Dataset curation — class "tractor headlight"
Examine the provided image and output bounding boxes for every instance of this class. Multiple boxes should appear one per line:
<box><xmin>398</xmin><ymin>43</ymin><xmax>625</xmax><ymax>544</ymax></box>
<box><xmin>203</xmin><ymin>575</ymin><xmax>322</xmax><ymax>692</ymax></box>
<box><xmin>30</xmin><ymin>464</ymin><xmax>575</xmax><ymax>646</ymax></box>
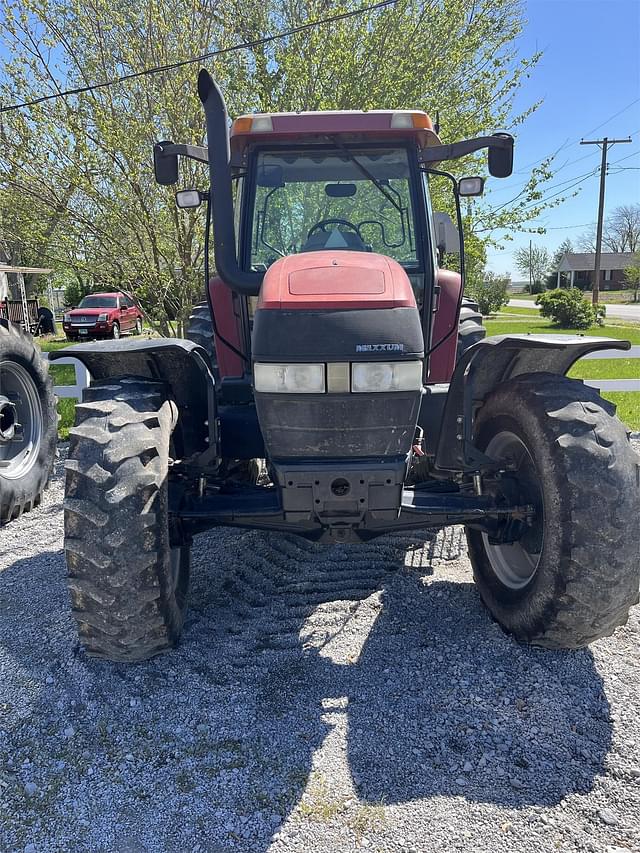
<box><xmin>351</xmin><ymin>361</ymin><xmax>423</xmax><ymax>393</ymax></box>
<box><xmin>254</xmin><ymin>363</ymin><xmax>325</xmax><ymax>394</ymax></box>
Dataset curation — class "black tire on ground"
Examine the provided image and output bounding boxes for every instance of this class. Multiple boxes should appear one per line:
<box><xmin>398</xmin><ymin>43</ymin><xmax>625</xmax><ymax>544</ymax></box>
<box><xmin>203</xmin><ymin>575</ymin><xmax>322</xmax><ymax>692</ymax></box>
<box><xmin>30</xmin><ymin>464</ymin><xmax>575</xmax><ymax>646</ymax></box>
<box><xmin>186</xmin><ymin>302</ymin><xmax>219</xmax><ymax>380</ymax></box>
<box><xmin>111</xmin><ymin>321</ymin><xmax>120</xmax><ymax>340</ymax></box>
<box><xmin>457</xmin><ymin>296</ymin><xmax>486</xmax><ymax>361</ymax></box>
<box><xmin>0</xmin><ymin>321</ymin><xmax>57</xmax><ymax>524</ymax></box>
<box><xmin>64</xmin><ymin>377</ymin><xmax>191</xmax><ymax>661</ymax></box>
<box><xmin>466</xmin><ymin>371</ymin><xmax>640</xmax><ymax>649</ymax></box>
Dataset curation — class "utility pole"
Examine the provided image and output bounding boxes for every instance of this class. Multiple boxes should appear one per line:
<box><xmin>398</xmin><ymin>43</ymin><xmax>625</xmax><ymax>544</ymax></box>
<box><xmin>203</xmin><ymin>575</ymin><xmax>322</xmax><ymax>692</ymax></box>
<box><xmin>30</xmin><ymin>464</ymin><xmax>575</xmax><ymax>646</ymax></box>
<box><xmin>580</xmin><ymin>136</ymin><xmax>631</xmax><ymax>304</ymax></box>
<box><xmin>529</xmin><ymin>239</ymin><xmax>532</xmax><ymax>294</ymax></box>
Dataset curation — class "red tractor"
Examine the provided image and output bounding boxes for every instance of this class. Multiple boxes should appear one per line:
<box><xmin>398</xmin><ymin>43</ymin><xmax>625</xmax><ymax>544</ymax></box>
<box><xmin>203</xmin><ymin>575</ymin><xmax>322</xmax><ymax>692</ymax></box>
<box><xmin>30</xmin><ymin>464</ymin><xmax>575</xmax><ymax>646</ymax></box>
<box><xmin>52</xmin><ymin>69</ymin><xmax>640</xmax><ymax>661</ymax></box>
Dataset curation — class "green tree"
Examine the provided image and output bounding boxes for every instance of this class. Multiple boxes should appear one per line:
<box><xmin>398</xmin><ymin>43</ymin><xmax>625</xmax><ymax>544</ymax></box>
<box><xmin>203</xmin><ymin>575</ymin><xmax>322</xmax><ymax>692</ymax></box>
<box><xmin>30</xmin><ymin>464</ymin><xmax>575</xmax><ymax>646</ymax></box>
<box><xmin>0</xmin><ymin>0</ymin><xmax>556</xmax><ymax>333</ymax></box>
<box><xmin>468</xmin><ymin>271</ymin><xmax>510</xmax><ymax>315</ymax></box>
<box><xmin>537</xmin><ymin>288</ymin><xmax>605</xmax><ymax>329</ymax></box>
<box><xmin>513</xmin><ymin>244</ymin><xmax>550</xmax><ymax>293</ymax></box>
<box><xmin>623</xmin><ymin>255</ymin><xmax>640</xmax><ymax>303</ymax></box>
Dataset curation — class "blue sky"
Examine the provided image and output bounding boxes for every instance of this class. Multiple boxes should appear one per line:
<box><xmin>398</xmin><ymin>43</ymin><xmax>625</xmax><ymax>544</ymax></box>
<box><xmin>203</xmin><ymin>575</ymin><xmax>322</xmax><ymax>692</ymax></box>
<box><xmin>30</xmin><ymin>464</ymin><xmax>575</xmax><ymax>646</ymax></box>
<box><xmin>484</xmin><ymin>0</ymin><xmax>640</xmax><ymax>277</ymax></box>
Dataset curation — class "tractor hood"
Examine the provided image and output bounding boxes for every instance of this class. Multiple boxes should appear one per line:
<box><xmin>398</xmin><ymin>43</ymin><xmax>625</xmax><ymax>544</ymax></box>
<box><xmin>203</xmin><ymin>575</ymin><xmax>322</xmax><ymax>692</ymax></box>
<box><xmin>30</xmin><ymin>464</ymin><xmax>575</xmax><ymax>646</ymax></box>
<box><xmin>257</xmin><ymin>251</ymin><xmax>417</xmax><ymax>311</ymax></box>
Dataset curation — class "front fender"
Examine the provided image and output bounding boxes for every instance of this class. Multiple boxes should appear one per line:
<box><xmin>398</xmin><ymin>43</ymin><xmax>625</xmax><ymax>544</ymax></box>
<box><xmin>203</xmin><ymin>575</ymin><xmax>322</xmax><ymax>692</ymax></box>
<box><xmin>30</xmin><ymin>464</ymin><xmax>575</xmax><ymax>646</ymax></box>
<box><xmin>49</xmin><ymin>337</ymin><xmax>216</xmax><ymax>457</ymax></box>
<box><xmin>434</xmin><ymin>334</ymin><xmax>630</xmax><ymax>472</ymax></box>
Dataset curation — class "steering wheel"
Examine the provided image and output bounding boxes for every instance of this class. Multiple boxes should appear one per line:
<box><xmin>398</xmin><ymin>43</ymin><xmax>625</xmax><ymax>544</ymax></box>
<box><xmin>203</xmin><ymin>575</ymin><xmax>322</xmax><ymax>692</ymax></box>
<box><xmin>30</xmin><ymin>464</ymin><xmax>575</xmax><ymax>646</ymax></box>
<box><xmin>307</xmin><ymin>218</ymin><xmax>362</xmax><ymax>239</ymax></box>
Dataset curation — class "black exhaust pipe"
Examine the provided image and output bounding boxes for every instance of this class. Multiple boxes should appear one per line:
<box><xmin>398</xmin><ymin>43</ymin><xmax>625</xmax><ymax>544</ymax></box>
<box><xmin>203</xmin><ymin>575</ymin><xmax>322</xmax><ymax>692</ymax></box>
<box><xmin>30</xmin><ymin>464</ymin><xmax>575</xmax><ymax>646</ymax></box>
<box><xmin>197</xmin><ymin>69</ymin><xmax>263</xmax><ymax>297</ymax></box>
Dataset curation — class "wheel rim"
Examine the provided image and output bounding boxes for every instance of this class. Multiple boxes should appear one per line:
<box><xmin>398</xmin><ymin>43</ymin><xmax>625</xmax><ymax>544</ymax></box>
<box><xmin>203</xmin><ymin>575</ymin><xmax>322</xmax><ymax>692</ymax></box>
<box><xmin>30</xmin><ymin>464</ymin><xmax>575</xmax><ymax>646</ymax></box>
<box><xmin>136</xmin><ymin>319</ymin><xmax>142</xmax><ymax>334</ymax></box>
<box><xmin>0</xmin><ymin>361</ymin><xmax>42</xmax><ymax>480</ymax></box>
<box><xmin>113</xmin><ymin>324</ymin><xmax>120</xmax><ymax>339</ymax></box>
<box><xmin>481</xmin><ymin>430</ymin><xmax>543</xmax><ymax>590</ymax></box>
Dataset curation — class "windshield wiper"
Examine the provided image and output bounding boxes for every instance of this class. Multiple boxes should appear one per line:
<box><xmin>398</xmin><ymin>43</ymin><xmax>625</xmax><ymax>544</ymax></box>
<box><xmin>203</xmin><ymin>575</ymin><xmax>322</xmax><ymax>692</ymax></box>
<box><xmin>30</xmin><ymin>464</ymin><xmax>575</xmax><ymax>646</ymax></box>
<box><xmin>331</xmin><ymin>138</ymin><xmax>404</xmax><ymax>215</ymax></box>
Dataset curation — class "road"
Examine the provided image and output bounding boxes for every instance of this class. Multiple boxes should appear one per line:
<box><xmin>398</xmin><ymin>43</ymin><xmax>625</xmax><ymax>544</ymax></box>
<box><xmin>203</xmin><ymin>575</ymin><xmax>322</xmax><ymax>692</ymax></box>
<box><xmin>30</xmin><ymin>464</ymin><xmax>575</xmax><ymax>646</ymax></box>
<box><xmin>508</xmin><ymin>298</ymin><xmax>640</xmax><ymax>321</ymax></box>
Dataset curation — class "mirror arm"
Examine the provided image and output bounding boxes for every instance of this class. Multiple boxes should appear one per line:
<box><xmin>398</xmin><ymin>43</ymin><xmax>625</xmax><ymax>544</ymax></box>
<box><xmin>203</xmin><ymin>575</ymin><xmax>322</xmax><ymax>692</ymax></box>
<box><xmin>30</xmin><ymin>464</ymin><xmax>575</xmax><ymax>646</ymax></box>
<box><xmin>419</xmin><ymin>134</ymin><xmax>512</xmax><ymax>164</ymax></box>
<box><xmin>156</xmin><ymin>142</ymin><xmax>209</xmax><ymax>165</ymax></box>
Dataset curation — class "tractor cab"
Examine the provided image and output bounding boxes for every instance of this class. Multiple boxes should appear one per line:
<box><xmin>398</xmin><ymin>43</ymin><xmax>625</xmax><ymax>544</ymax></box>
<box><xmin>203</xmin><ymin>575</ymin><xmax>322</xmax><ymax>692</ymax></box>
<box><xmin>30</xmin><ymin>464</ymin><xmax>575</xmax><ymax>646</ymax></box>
<box><xmin>228</xmin><ymin>110</ymin><xmax>437</xmax><ymax>287</ymax></box>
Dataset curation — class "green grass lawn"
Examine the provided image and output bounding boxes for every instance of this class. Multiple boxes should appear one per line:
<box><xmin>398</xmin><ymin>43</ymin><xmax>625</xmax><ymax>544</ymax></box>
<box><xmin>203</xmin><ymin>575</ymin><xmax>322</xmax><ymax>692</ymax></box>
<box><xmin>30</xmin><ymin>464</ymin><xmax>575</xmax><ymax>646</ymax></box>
<box><xmin>498</xmin><ymin>306</ymin><xmax>541</xmax><ymax>317</ymax></box>
<box><xmin>38</xmin><ymin>337</ymin><xmax>76</xmax><ymax>439</ymax></box>
<box><xmin>486</xmin><ymin>315</ymin><xmax>640</xmax><ymax>345</ymax></box>
<box><xmin>567</xmin><ymin>358</ymin><xmax>640</xmax><ymax>380</ymax></box>
<box><xmin>597</xmin><ymin>392</ymin><xmax>640</xmax><ymax>430</ymax></box>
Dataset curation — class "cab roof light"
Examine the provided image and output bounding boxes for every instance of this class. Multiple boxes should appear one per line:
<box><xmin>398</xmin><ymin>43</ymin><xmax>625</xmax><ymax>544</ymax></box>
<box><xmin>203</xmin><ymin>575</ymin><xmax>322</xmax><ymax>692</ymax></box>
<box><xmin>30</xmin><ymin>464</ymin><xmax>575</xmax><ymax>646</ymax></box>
<box><xmin>390</xmin><ymin>112</ymin><xmax>431</xmax><ymax>130</ymax></box>
<box><xmin>232</xmin><ymin>115</ymin><xmax>274</xmax><ymax>134</ymax></box>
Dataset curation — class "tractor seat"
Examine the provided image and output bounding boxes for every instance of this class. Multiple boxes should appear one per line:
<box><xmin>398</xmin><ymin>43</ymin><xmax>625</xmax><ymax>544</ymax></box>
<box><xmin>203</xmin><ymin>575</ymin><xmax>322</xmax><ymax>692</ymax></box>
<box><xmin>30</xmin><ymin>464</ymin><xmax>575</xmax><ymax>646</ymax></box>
<box><xmin>299</xmin><ymin>228</ymin><xmax>369</xmax><ymax>254</ymax></box>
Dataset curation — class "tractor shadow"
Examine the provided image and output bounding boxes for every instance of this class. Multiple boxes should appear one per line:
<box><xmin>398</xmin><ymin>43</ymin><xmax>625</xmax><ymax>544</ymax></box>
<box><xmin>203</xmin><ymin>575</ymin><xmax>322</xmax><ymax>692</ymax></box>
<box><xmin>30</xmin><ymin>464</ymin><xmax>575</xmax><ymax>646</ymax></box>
<box><xmin>0</xmin><ymin>524</ymin><xmax>612</xmax><ymax>853</ymax></box>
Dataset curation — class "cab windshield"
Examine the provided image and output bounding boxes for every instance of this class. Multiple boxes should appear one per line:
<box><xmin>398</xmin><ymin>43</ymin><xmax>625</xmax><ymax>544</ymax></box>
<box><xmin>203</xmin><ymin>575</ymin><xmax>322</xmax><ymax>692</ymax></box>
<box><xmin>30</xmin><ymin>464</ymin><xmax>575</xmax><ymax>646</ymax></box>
<box><xmin>249</xmin><ymin>147</ymin><xmax>419</xmax><ymax>270</ymax></box>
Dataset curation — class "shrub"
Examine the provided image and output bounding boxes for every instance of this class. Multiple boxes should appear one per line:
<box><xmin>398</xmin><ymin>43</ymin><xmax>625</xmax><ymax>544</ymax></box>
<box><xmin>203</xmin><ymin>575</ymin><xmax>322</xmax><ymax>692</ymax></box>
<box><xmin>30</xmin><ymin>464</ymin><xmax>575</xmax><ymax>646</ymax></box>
<box><xmin>468</xmin><ymin>272</ymin><xmax>510</xmax><ymax>315</ymax></box>
<box><xmin>536</xmin><ymin>288</ymin><xmax>606</xmax><ymax>329</ymax></box>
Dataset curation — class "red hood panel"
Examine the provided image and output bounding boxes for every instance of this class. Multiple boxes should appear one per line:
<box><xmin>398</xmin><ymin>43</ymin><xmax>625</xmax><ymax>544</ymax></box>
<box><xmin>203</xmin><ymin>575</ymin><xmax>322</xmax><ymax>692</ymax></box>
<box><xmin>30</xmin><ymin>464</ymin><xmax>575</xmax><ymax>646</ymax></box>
<box><xmin>258</xmin><ymin>251</ymin><xmax>416</xmax><ymax>310</ymax></box>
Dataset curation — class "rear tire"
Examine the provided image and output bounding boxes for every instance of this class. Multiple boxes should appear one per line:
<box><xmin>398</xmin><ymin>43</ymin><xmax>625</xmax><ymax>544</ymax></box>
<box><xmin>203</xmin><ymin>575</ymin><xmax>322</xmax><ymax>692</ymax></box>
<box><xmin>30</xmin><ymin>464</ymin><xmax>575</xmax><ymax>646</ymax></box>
<box><xmin>64</xmin><ymin>377</ymin><xmax>190</xmax><ymax>661</ymax></box>
<box><xmin>0</xmin><ymin>321</ymin><xmax>57</xmax><ymax>524</ymax></box>
<box><xmin>457</xmin><ymin>297</ymin><xmax>486</xmax><ymax>360</ymax></box>
<box><xmin>466</xmin><ymin>372</ymin><xmax>640</xmax><ymax>649</ymax></box>
<box><xmin>186</xmin><ymin>302</ymin><xmax>218</xmax><ymax>380</ymax></box>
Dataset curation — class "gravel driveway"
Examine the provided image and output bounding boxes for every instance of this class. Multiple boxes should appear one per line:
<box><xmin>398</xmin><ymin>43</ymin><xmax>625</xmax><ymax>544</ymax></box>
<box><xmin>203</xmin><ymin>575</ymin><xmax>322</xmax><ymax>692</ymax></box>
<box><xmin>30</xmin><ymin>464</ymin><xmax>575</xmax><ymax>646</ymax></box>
<box><xmin>1</xmin><ymin>447</ymin><xmax>639</xmax><ymax>853</ymax></box>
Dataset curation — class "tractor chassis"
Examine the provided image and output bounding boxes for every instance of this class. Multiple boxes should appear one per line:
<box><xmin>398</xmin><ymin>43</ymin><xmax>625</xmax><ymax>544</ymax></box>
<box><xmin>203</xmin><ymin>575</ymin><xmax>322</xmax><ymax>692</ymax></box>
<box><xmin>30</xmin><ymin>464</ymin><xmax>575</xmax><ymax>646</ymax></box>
<box><xmin>169</xmin><ymin>471</ymin><xmax>533</xmax><ymax>544</ymax></box>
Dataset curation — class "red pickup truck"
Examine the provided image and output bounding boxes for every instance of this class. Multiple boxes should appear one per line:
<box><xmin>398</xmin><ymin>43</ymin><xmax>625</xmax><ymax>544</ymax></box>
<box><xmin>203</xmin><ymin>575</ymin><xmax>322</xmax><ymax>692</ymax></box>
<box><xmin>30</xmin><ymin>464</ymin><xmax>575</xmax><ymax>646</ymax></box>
<box><xmin>63</xmin><ymin>292</ymin><xmax>143</xmax><ymax>341</ymax></box>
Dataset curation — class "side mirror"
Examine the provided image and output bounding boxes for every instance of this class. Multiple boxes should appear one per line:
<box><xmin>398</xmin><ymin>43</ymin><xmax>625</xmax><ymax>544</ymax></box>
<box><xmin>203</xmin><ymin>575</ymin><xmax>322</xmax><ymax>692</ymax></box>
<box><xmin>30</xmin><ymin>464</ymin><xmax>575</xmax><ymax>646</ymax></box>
<box><xmin>488</xmin><ymin>133</ymin><xmax>514</xmax><ymax>178</ymax></box>
<box><xmin>458</xmin><ymin>176</ymin><xmax>485</xmax><ymax>197</ymax></box>
<box><xmin>175</xmin><ymin>189</ymin><xmax>204</xmax><ymax>209</ymax></box>
<box><xmin>433</xmin><ymin>212</ymin><xmax>460</xmax><ymax>255</ymax></box>
<box><xmin>154</xmin><ymin>141</ymin><xmax>179</xmax><ymax>185</ymax></box>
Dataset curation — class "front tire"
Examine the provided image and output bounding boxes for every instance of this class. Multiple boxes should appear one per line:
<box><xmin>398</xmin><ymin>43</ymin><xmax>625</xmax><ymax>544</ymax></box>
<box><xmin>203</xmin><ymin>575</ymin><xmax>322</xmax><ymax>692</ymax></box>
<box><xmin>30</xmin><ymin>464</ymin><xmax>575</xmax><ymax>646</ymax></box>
<box><xmin>111</xmin><ymin>321</ymin><xmax>120</xmax><ymax>340</ymax></box>
<box><xmin>64</xmin><ymin>377</ymin><xmax>190</xmax><ymax>661</ymax></box>
<box><xmin>0</xmin><ymin>322</ymin><xmax>57</xmax><ymax>523</ymax></box>
<box><xmin>466</xmin><ymin>372</ymin><xmax>640</xmax><ymax>648</ymax></box>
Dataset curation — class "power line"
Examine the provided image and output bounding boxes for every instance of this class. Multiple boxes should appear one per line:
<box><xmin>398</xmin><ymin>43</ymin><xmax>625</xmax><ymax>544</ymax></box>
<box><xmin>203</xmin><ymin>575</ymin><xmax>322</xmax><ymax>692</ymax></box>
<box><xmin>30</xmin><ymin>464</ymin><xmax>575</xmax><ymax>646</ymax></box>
<box><xmin>538</xmin><ymin>222</ymin><xmax>593</xmax><ymax>231</ymax></box>
<box><xmin>501</xmin><ymin>100</ymin><xmax>640</xmax><ymax>185</ymax></box>
<box><xmin>582</xmin><ymin>97</ymin><xmax>640</xmax><ymax>138</ymax></box>
<box><xmin>475</xmin><ymin>169</ymin><xmax>599</xmax><ymax>233</ymax></box>
<box><xmin>486</xmin><ymin>166</ymin><xmax>598</xmax><ymax>217</ymax></box>
<box><xmin>0</xmin><ymin>0</ymin><xmax>398</xmax><ymax>114</ymax></box>
<box><xmin>609</xmin><ymin>148</ymin><xmax>639</xmax><ymax>166</ymax></box>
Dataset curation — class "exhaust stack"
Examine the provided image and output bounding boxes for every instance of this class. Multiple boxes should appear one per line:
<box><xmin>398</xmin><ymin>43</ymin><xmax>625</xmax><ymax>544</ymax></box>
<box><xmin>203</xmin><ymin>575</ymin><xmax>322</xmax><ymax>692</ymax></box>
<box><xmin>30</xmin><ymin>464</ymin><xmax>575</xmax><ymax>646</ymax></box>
<box><xmin>197</xmin><ymin>69</ymin><xmax>262</xmax><ymax>296</ymax></box>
